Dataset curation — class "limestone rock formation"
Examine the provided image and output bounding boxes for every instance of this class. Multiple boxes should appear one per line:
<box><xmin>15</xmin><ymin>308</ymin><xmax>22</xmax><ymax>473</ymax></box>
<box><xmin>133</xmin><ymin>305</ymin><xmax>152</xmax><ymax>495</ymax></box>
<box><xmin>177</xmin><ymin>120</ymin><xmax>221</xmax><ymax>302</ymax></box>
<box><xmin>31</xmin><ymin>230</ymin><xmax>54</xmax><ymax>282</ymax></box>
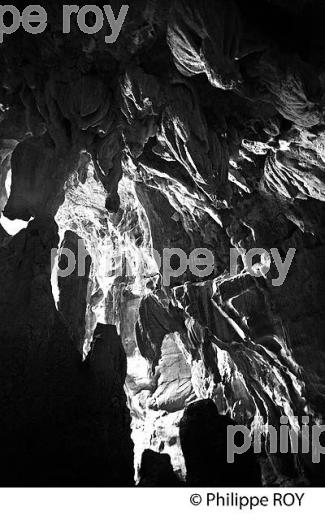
<box><xmin>0</xmin><ymin>217</ymin><xmax>133</xmax><ymax>485</ymax></box>
<box><xmin>1</xmin><ymin>0</ymin><xmax>325</xmax><ymax>486</ymax></box>
<box><xmin>180</xmin><ymin>399</ymin><xmax>261</xmax><ymax>486</ymax></box>
<box><xmin>138</xmin><ymin>449</ymin><xmax>182</xmax><ymax>486</ymax></box>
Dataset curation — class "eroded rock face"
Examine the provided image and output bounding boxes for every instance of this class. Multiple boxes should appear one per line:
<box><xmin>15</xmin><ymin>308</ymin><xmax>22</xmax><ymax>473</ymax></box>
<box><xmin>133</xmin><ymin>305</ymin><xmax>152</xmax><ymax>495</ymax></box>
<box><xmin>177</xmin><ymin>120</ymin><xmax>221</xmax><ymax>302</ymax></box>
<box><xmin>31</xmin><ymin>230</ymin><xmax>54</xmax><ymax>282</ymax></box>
<box><xmin>0</xmin><ymin>139</ymin><xmax>16</xmax><ymax>213</ymax></box>
<box><xmin>167</xmin><ymin>0</ymin><xmax>242</xmax><ymax>90</ymax></box>
<box><xmin>0</xmin><ymin>218</ymin><xmax>133</xmax><ymax>485</ymax></box>
<box><xmin>180</xmin><ymin>399</ymin><xmax>261</xmax><ymax>486</ymax></box>
<box><xmin>80</xmin><ymin>324</ymin><xmax>134</xmax><ymax>485</ymax></box>
<box><xmin>1</xmin><ymin>0</ymin><xmax>325</xmax><ymax>486</ymax></box>
<box><xmin>57</xmin><ymin>230</ymin><xmax>92</xmax><ymax>355</ymax></box>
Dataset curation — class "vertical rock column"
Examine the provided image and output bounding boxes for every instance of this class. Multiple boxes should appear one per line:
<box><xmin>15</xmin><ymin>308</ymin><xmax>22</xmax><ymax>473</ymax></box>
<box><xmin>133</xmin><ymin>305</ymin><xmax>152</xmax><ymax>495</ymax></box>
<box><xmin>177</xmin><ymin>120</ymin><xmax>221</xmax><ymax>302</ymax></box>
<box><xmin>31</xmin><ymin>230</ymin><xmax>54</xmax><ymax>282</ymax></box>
<box><xmin>0</xmin><ymin>217</ymin><xmax>134</xmax><ymax>485</ymax></box>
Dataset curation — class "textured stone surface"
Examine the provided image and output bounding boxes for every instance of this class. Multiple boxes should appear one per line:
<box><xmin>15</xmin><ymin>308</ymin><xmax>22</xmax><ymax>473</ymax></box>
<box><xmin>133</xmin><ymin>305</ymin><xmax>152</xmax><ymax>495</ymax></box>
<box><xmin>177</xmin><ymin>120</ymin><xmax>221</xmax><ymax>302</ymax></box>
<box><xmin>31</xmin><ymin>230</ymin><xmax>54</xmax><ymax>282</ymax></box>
<box><xmin>1</xmin><ymin>0</ymin><xmax>325</xmax><ymax>486</ymax></box>
<box><xmin>57</xmin><ymin>230</ymin><xmax>92</xmax><ymax>355</ymax></box>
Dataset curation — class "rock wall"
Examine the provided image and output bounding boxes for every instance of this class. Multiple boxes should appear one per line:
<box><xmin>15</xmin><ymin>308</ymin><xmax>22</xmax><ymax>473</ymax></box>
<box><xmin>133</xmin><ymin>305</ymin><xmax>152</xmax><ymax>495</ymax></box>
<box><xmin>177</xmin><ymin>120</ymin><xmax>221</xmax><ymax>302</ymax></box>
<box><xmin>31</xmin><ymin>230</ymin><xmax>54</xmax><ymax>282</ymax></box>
<box><xmin>1</xmin><ymin>0</ymin><xmax>325</xmax><ymax>485</ymax></box>
<box><xmin>0</xmin><ymin>217</ymin><xmax>133</xmax><ymax>485</ymax></box>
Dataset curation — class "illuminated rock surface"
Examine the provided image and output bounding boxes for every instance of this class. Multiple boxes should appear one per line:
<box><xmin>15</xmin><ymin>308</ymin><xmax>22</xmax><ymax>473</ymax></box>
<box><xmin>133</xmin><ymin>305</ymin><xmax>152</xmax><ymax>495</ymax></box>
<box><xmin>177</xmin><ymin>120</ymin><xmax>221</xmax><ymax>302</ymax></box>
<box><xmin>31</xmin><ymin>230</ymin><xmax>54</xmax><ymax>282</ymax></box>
<box><xmin>1</xmin><ymin>0</ymin><xmax>325</xmax><ymax>486</ymax></box>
